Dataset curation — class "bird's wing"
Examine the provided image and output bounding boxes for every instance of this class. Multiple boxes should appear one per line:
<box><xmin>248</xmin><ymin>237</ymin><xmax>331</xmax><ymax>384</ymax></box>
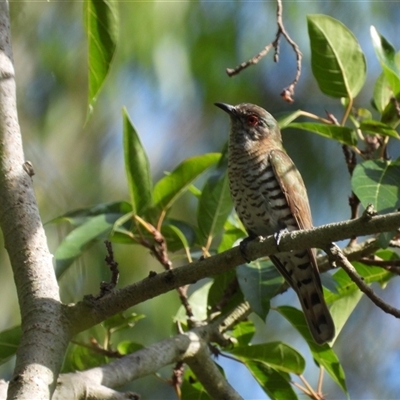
<box><xmin>268</xmin><ymin>149</ymin><xmax>313</xmax><ymax>231</ymax></box>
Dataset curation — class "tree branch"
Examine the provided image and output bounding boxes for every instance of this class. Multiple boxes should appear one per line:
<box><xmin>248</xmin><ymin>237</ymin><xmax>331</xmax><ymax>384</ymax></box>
<box><xmin>52</xmin><ymin>304</ymin><xmax>249</xmax><ymax>400</ymax></box>
<box><xmin>67</xmin><ymin>211</ymin><xmax>400</xmax><ymax>335</ymax></box>
<box><xmin>328</xmin><ymin>244</ymin><xmax>400</xmax><ymax>318</ymax></box>
<box><xmin>0</xmin><ymin>3</ymin><xmax>69</xmax><ymax>399</ymax></box>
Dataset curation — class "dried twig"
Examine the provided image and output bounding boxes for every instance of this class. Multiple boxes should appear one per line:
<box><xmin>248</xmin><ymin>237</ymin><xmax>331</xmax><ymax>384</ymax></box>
<box><xmin>226</xmin><ymin>0</ymin><xmax>302</xmax><ymax>102</ymax></box>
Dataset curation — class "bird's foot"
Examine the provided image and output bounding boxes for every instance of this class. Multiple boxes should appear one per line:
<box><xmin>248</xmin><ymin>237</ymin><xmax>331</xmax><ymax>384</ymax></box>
<box><xmin>273</xmin><ymin>228</ymin><xmax>290</xmax><ymax>249</ymax></box>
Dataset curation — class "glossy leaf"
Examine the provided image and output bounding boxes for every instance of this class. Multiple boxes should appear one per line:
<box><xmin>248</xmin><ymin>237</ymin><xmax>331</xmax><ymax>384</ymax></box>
<box><xmin>277</xmin><ymin>306</ymin><xmax>348</xmax><ymax>395</ymax></box>
<box><xmin>123</xmin><ymin>108</ymin><xmax>153</xmax><ymax>215</ymax></box>
<box><xmin>352</xmin><ymin>159</ymin><xmax>400</xmax><ymax>213</ymax></box>
<box><xmin>84</xmin><ymin>0</ymin><xmax>119</xmax><ymax>111</ymax></box>
<box><xmin>229</xmin><ymin>342</ymin><xmax>305</xmax><ymax>375</ymax></box>
<box><xmin>153</xmin><ymin>153</ymin><xmax>221</xmax><ymax>212</ymax></box>
<box><xmin>371</xmin><ymin>26</ymin><xmax>400</xmax><ymax>97</ymax></box>
<box><xmin>308</xmin><ymin>15</ymin><xmax>366</xmax><ymax>99</ymax></box>
<box><xmin>288</xmin><ymin>122</ymin><xmax>357</xmax><ymax>146</ymax></box>
<box><xmin>197</xmin><ymin>149</ymin><xmax>233</xmax><ymax>248</ymax></box>
<box><xmin>245</xmin><ymin>361</ymin><xmax>297</xmax><ymax>400</ymax></box>
<box><xmin>359</xmin><ymin>120</ymin><xmax>400</xmax><ymax>139</ymax></box>
<box><xmin>237</xmin><ymin>261</ymin><xmax>283</xmax><ymax>320</ymax></box>
<box><xmin>0</xmin><ymin>326</ymin><xmax>21</xmax><ymax>365</ymax></box>
<box><xmin>55</xmin><ymin>213</ymin><xmax>122</xmax><ymax>278</ymax></box>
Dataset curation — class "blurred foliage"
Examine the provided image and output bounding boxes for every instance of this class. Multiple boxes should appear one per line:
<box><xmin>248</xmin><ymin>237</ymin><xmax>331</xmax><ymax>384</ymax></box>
<box><xmin>1</xmin><ymin>1</ymin><xmax>400</xmax><ymax>398</ymax></box>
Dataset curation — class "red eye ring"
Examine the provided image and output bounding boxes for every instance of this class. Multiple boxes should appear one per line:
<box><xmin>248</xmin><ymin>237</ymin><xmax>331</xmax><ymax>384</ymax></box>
<box><xmin>246</xmin><ymin>115</ymin><xmax>259</xmax><ymax>126</ymax></box>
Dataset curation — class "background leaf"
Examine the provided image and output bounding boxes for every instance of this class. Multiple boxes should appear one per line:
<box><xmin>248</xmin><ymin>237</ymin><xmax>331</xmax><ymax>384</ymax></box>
<box><xmin>352</xmin><ymin>159</ymin><xmax>400</xmax><ymax>213</ymax></box>
<box><xmin>288</xmin><ymin>122</ymin><xmax>357</xmax><ymax>146</ymax></box>
<box><xmin>196</xmin><ymin>149</ymin><xmax>233</xmax><ymax>248</ymax></box>
<box><xmin>84</xmin><ymin>0</ymin><xmax>119</xmax><ymax>111</ymax></box>
<box><xmin>55</xmin><ymin>213</ymin><xmax>123</xmax><ymax>278</ymax></box>
<box><xmin>359</xmin><ymin>120</ymin><xmax>400</xmax><ymax>139</ymax></box>
<box><xmin>153</xmin><ymin>153</ymin><xmax>221</xmax><ymax>213</ymax></box>
<box><xmin>123</xmin><ymin>108</ymin><xmax>153</xmax><ymax>215</ymax></box>
<box><xmin>229</xmin><ymin>342</ymin><xmax>305</xmax><ymax>375</ymax></box>
<box><xmin>244</xmin><ymin>361</ymin><xmax>298</xmax><ymax>400</ymax></box>
<box><xmin>0</xmin><ymin>326</ymin><xmax>21</xmax><ymax>365</ymax></box>
<box><xmin>307</xmin><ymin>14</ymin><xmax>366</xmax><ymax>99</ymax></box>
<box><xmin>277</xmin><ymin>306</ymin><xmax>348</xmax><ymax>395</ymax></box>
<box><xmin>371</xmin><ymin>26</ymin><xmax>400</xmax><ymax>97</ymax></box>
<box><xmin>236</xmin><ymin>261</ymin><xmax>283</xmax><ymax>321</ymax></box>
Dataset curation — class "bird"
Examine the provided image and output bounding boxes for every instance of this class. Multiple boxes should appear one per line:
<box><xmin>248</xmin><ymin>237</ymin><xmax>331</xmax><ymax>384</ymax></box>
<box><xmin>215</xmin><ymin>102</ymin><xmax>335</xmax><ymax>345</ymax></box>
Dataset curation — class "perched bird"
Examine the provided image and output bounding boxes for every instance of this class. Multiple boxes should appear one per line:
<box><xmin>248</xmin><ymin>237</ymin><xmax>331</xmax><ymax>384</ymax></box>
<box><xmin>215</xmin><ymin>102</ymin><xmax>335</xmax><ymax>344</ymax></box>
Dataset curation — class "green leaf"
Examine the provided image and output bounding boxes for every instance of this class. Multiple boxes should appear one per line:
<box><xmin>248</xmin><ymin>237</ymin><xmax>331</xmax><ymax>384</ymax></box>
<box><xmin>47</xmin><ymin>201</ymin><xmax>132</xmax><ymax>226</ymax></box>
<box><xmin>325</xmin><ymin>260</ymin><xmax>395</xmax><ymax>340</ymax></box>
<box><xmin>84</xmin><ymin>0</ymin><xmax>119</xmax><ymax>112</ymax></box>
<box><xmin>102</xmin><ymin>312</ymin><xmax>145</xmax><ymax>333</ymax></box>
<box><xmin>277</xmin><ymin>306</ymin><xmax>348</xmax><ymax>395</ymax></box>
<box><xmin>307</xmin><ymin>15</ymin><xmax>366</xmax><ymax>99</ymax></box>
<box><xmin>175</xmin><ymin>281</ymin><xmax>213</xmax><ymax>324</ymax></box>
<box><xmin>197</xmin><ymin>149</ymin><xmax>233</xmax><ymax>248</ymax></box>
<box><xmin>371</xmin><ymin>26</ymin><xmax>400</xmax><ymax>97</ymax></box>
<box><xmin>288</xmin><ymin>122</ymin><xmax>357</xmax><ymax>146</ymax></box>
<box><xmin>207</xmin><ymin>270</ymin><xmax>244</xmax><ymax>317</ymax></box>
<box><xmin>153</xmin><ymin>153</ymin><xmax>221</xmax><ymax>213</ymax></box>
<box><xmin>231</xmin><ymin>320</ymin><xmax>256</xmax><ymax>347</ymax></box>
<box><xmin>162</xmin><ymin>220</ymin><xmax>196</xmax><ymax>252</ymax></box>
<box><xmin>229</xmin><ymin>342</ymin><xmax>305</xmax><ymax>375</ymax></box>
<box><xmin>182</xmin><ymin>369</ymin><xmax>212</xmax><ymax>400</ymax></box>
<box><xmin>64</xmin><ymin>343</ymin><xmax>107</xmax><ymax>372</ymax></box>
<box><xmin>117</xmin><ymin>341</ymin><xmax>144</xmax><ymax>355</ymax></box>
<box><xmin>373</xmin><ymin>72</ymin><xmax>394</xmax><ymax>114</ymax></box>
<box><xmin>217</xmin><ymin>226</ymin><xmax>245</xmax><ymax>253</ymax></box>
<box><xmin>352</xmin><ymin>159</ymin><xmax>400</xmax><ymax>213</ymax></box>
<box><xmin>55</xmin><ymin>213</ymin><xmax>122</xmax><ymax>278</ymax></box>
<box><xmin>237</xmin><ymin>261</ymin><xmax>283</xmax><ymax>320</ymax></box>
<box><xmin>0</xmin><ymin>326</ymin><xmax>21</xmax><ymax>365</ymax></box>
<box><xmin>359</xmin><ymin>120</ymin><xmax>400</xmax><ymax>139</ymax></box>
<box><xmin>277</xmin><ymin>110</ymin><xmax>303</xmax><ymax>129</ymax></box>
<box><xmin>326</xmin><ymin>261</ymin><xmax>394</xmax><ymax>304</ymax></box>
<box><xmin>245</xmin><ymin>361</ymin><xmax>298</xmax><ymax>400</ymax></box>
<box><xmin>123</xmin><ymin>108</ymin><xmax>153</xmax><ymax>215</ymax></box>
<box><xmin>329</xmin><ymin>290</ymin><xmax>363</xmax><ymax>343</ymax></box>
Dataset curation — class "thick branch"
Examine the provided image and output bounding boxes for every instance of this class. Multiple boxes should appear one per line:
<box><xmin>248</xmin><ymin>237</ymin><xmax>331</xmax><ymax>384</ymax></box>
<box><xmin>53</xmin><ymin>305</ymin><xmax>249</xmax><ymax>400</ymax></box>
<box><xmin>68</xmin><ymin>211</ymin><xmax>400</xmax><ymax>335</ymax></box>
<box><xmin>0</xmin><ymin>3</ymin><xmax>68</xmax><ymax>399</ymax></box>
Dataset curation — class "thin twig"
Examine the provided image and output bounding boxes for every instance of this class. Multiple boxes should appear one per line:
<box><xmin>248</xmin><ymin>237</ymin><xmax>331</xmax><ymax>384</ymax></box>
<box><xmin>328</xmin><ymin>243</ymin><xmax>400</xmax><ymax>318</ymax></box>
<box><xmin>226</xmin><ymin>0</ymin><xmax>302</xmax><ymax>102</ymax></box>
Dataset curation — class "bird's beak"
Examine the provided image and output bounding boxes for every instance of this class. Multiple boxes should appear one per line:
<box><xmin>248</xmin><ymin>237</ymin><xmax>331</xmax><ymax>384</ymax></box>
<box><xmin>214</xmin><ymin>102</ymin><xmax>236</xmax><ymax>116</ymax></box>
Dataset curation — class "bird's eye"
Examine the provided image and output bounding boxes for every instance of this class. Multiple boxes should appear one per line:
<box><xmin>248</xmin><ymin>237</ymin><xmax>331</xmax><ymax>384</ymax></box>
<box><xmin>246</xmin><ymin>115</ymin><xmax>259</xmax><ymax>127</ymax></box>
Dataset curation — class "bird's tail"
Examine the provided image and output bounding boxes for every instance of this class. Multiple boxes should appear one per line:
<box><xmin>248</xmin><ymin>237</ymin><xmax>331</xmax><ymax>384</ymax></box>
<box><xmin>270</xmin><ymin>251</ymin><xmax>335</xmax><ymax>345</ymax></box>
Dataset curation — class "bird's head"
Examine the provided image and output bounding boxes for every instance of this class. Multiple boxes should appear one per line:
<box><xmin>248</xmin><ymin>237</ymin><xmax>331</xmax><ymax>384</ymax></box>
<box><xmin>215</xmin><ymin>102</ymin><xmax>282</xmax><ymax>149</ymax></box>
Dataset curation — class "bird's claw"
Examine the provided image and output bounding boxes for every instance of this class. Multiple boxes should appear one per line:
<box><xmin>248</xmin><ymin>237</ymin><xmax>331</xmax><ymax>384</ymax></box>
<box><xmin>274</xmin><ymin>228</ymin><xmax>290</xmax><ymax>249</ymax></box>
